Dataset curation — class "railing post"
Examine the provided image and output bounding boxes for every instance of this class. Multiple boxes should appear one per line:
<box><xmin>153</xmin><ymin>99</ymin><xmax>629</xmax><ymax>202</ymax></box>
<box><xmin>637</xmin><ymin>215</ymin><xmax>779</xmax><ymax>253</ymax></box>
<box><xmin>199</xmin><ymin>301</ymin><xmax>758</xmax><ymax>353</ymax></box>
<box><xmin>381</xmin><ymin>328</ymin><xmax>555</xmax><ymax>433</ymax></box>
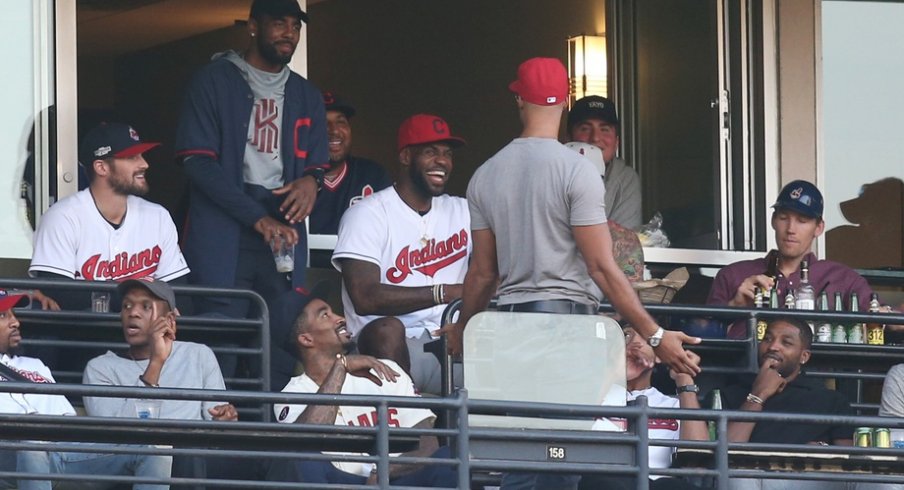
<box><xmin>636</xmin><ymin>395</ymin><xmax>649</xmax><ymax>489</ymax></box>
<box><xmin>456</xmin><ymin>389</ymin><xmax>470</xmax><ymax>489</ymax></box>
<box><xmin>376</xmin><ymin>401</ymin><xmax>390</xmax><ymax>488</ymax></box>
<box><xmin>716</xmin><ymin>414</ymin><xmax>729</xmax><ymax>490</ymax></box>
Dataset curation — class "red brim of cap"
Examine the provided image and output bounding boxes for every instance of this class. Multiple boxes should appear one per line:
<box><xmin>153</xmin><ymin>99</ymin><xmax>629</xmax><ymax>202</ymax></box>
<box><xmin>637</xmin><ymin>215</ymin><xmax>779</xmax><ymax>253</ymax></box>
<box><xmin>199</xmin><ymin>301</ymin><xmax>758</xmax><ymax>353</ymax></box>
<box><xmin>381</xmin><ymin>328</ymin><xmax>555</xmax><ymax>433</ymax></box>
<box><xmin>0</xmin><ymin>294</ymin><xmax>27</xmax><ymax>311</ymax></box>
<box><xmin>508</xmin><ymin>80</ymin><xmax>521</xmax><ymax>95</ymax></box>
<box><xmin>114</xmin><ymin>142</ymin><xmax>161</xmax><ymax>159</ymax></box>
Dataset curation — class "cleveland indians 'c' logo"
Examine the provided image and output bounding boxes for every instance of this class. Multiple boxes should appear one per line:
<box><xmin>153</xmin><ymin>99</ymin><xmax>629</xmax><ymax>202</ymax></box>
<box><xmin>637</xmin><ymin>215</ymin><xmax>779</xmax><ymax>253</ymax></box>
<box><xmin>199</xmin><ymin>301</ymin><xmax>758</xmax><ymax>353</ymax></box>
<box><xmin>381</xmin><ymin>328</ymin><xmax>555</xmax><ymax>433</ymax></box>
<box><xmin>348</xmin><ymin>185</ymin><xmax>375</xmax><ymax>207</ymax></box>
<box><xmin>386</xmin><ymin>229</ymin><xmax>468</xmax><ymax>283</ymax></box>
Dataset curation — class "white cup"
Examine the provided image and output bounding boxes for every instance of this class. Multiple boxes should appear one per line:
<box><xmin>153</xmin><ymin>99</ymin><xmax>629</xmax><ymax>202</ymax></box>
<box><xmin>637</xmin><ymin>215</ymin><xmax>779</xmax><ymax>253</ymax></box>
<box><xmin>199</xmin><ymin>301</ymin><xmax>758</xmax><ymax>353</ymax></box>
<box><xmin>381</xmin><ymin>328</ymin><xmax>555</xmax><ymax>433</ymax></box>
<box><xmin>270</xmin><ymin>235</ymin><xmax>295</xmax><ymax>273</ymax></box>
<box><xmin>134</xmin><ymin>399</ymin><xmax>162</xmax><ymax>419</ymax></box>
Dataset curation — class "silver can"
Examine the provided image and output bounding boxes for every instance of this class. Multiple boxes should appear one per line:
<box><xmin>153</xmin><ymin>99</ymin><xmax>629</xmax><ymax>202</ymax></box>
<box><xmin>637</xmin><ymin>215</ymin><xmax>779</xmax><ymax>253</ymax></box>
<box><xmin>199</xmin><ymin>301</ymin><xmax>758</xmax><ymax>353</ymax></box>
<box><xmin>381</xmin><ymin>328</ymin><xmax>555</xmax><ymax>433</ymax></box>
<box><xmin>816</xmin><ymin>324</ymin><xmax>832</xmax><ymax>343</ymax></box>
<box><xmin>848</xmin><ymin>324</ymin><xmax>865</xmax><ymax>344</ymax></box>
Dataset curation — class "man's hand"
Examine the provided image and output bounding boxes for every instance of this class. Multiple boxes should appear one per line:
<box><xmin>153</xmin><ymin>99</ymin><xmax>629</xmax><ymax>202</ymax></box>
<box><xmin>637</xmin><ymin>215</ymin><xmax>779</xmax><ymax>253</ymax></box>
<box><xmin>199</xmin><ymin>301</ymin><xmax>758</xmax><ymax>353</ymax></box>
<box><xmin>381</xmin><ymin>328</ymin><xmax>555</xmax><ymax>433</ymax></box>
<box><xmin>30</xmin><ymin>290</ymin><xmax>60</xmax><ymax>311</ymax></box>
<box><xmin>669</xmin><ymin>351</ymin><xmax>701</xmax><ymax>386</ymax></box>
<box><xmin>253</xmin><ymin>216</ymin><xmax>299</xmax><ymax>246</ymax></box>
<box><xmin>729</xmin><ymin>274</ymin><xmax>775</xmax><ymax>307</ymax></box>
<box><xmin>654</xmin><ymin>330</ymin><xmax>702</xmax><ymax>376</ymax></box>
<box><xmin>751</xmin><ymin>358</ymin><xmax>786</xmax><ymax>401</ymax></box>
<box><xmin>149</xmin><ymin>304</ymin><xmax>176</xmax><ymax>365</ymax></box>
<box><xmin>208</xmin><ymin>403</ymin><xmax>238</xmax><ymax>421</ymax></box>
<box><xmin>344</xmin><ymin>355</ymin><xmax>400</xmax><ymax>386</ymax></box>
<box><xmin>272</xmin><ymin>175</ymin><xmax>318</xmax><ymax>224</ymax></box>
<box><xmin>435</xmin><ymin>322</ymin><xmax>463</xmax><ymax>356</ymax></box>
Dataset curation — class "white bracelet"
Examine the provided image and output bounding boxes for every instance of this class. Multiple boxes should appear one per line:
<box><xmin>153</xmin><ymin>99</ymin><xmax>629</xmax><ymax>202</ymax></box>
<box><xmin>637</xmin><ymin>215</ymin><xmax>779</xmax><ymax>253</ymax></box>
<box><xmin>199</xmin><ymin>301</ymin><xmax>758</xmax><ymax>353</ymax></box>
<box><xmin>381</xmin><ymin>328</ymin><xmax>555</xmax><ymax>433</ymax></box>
<box><xmin>746</xmin><ymin>393</ymin><xmax>765</xmax><ymax>405</ymax></box>
<box><xmin>432</xmin><ymin>284</ymin><xmax>442</xmax><ymax>305</ymax></box>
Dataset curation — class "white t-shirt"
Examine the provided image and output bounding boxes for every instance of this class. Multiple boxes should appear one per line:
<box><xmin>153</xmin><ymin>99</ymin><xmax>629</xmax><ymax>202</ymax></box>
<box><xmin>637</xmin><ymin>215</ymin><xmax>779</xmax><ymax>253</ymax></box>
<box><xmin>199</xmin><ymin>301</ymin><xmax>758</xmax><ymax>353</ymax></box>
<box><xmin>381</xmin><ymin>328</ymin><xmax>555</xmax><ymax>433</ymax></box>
<box><xmin>591</xmin><ymin>387</ymin><xmax>679</xmax><ymax>476</ymax></box>
<box><xmin>0</xmin><ymin>354</ymin><xmax>75</xmax><ymax>416</ymax></box>
<box><xmin>29</xmin><ymin>189</ymin><xmax>190</xmax><ymax>282</ymax></box>
<box><xmin>332</xmin><ymin>187</ymin><xmax>471</xmax><ymax>337</ymax></box>
<box><xmin>275</xmin><ymin>359</ymin><xmax>435</xmax><ymax>477</ymax></box>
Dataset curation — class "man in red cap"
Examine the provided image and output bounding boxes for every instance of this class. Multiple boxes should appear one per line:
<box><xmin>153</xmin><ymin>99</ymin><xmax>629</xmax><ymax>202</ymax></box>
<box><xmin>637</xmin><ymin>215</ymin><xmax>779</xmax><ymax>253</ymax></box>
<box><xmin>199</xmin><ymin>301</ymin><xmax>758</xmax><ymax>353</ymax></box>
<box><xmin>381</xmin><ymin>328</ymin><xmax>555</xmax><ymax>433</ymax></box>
<box><xmin>28</xmin><ymin>122</ymin><xmax>189</xmax><ymax>310</ymax></box>
<box><xmin>331</xmin><ymin>114</ymin><xmax>470</xmax><ymax>395</ymax></box>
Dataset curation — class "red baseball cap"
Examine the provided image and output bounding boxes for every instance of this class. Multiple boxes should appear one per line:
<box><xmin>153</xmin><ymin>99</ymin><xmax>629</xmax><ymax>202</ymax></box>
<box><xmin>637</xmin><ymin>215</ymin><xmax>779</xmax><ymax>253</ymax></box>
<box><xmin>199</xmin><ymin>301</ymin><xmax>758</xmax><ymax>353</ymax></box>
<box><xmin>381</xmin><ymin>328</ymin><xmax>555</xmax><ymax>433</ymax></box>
<box><xmin>397</xmin><ymin>114</ymin><xmax>466</xmax><ymax>152</ymax></box>
<box><xmin>0</xmin><ymin>290</ymin><xmax>28</xmax><ymax>311</ymax></box>
<box><xmin>509</xmin><ymin>57</ymin><xmax>568</xmax><ymax>106</ymax></box>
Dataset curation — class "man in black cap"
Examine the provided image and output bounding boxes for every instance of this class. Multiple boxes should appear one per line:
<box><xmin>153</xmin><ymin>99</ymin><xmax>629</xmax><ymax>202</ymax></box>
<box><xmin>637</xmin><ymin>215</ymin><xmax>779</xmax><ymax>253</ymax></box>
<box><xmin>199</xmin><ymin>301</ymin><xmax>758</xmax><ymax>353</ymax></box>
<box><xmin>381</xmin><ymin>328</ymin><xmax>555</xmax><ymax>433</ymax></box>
<box><xmin>175</xmin><ymin>0</ymin><xmax>328</xmax><ymax>319</ymax></box>
<box><xmin>567</xmin><ymin>95</ymin><xmax>642</xmax><ymax>229</ymax></box>
<box><xmin>28</xmin><ymin>122</ymin><xmax>189</xmax><ymax>309</ymax></box>
<box><xmin>707</xmin><ymin>180</ymin><xmax>876</xmax><ymax>338</ymax></box>
<box><xmin>309</xmin><ymin>91</ymin><xmax>391</xmax><ymax>236</ymax></box>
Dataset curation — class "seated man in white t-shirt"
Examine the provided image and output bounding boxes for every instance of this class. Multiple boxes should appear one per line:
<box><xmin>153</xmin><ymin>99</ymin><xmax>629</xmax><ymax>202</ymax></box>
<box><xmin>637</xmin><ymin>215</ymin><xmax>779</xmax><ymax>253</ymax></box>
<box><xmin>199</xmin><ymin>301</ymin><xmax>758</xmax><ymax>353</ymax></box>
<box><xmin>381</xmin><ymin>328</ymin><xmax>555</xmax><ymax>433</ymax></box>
<box><xmin>585</xmin><ymin>324</ymin><xmax>707</xmax><ymax>490</ymax></box>
<box><xmin>331</xmin><ymin>114</ymin><xmax>470</xmax><ymax>395</ymax></box>
<box><xmin>274</xmin><ymin>295</ymin><xmax>455</xmax><ymax>487</ymax></box>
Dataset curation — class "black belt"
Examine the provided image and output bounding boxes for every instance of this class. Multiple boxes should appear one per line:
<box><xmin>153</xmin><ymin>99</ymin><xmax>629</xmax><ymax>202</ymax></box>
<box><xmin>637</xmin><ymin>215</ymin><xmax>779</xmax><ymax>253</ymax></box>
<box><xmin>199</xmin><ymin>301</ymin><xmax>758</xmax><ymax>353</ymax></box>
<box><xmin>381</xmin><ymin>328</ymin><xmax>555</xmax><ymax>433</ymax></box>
<box><xmin>497</xmin><ymin>300</ymin><xmax>598</xmax><ymax>316</ymax></box>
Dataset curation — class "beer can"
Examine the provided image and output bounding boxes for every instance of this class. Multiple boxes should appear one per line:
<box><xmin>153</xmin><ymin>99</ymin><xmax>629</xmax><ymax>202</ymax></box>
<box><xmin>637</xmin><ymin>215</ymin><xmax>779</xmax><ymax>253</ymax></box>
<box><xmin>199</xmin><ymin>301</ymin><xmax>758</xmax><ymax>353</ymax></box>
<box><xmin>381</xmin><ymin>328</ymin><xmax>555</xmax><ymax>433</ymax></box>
<box><xmin>874</xmin><ymin>428</ymin><xmax>891</xmax><ymax>448</ymax></box>
<box><xmin>848</xmin><ymin>324</ymin><xmax>865</xmax><ymax>344</ymax></box>
<box><xmin>867</xmin><ymin>325</ymin><xmax>884</xmax><ymax>345</ymax></box>
<box><xmin>756</xmin><ymin>320</ymin><xmax>767</xmax><ymax>341</ymax></box>
<box><xmin>855</xmin><ymin>427</ymin><xmax>872</xmax><ymax>447</ymax></box>
<box><xmin>816</xmin><ymin>324</ymin><xmax>832</xmax><ymax>343</ymax></box>
<box><xmin>832</xmin><ymin>325</ymin><xmax>847</xmax><ymax>343</ymax></box>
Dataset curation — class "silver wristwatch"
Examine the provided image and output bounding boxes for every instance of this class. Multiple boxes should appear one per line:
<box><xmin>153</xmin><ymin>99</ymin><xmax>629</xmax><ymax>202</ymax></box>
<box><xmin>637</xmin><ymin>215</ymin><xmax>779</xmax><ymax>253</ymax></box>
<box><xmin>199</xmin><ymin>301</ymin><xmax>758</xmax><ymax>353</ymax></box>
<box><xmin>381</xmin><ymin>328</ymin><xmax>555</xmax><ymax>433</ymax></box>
<box><xmin>647</xmin><ymin>327</ymin><xmax>665</xmax><ymax>347</ymax></box>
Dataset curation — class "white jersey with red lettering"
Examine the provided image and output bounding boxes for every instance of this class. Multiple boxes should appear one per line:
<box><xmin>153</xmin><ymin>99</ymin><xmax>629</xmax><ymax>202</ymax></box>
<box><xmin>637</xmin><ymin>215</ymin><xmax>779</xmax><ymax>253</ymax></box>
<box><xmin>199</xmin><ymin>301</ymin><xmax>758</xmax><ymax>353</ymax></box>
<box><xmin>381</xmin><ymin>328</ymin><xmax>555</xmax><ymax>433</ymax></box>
<box><xmin>332</xmin><ymin>187</ymin><xmax>471</xmax><ymax>336</ymax></box>
<box><xmin>274</xmin><ymin>359</ymin><xmax>434</xmax><ymax>477</ymax></box>
<box><xmin>29</xmin><ymin>188</ymin><xmax>190</xmax><ymax>282</ymax></box>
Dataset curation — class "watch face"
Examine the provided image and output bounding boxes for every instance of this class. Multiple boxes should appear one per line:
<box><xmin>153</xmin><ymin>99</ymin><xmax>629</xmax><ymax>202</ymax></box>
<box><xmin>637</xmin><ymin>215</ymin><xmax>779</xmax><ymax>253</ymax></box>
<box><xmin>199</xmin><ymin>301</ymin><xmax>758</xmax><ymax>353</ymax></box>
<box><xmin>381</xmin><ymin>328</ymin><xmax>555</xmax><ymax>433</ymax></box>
<box><xmin>649</xmin><ymin>337</ymin><xmax>661</xmax><ymax>347</ymax></box>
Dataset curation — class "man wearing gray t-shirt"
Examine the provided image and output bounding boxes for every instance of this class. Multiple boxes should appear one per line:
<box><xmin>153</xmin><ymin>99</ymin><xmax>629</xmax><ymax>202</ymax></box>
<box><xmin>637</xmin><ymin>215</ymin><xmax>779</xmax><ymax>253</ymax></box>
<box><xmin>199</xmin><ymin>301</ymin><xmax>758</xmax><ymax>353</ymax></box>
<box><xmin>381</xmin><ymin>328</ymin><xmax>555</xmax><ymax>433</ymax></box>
<box><xmin>446</xmin><ymin>57</ymin><xmax>700</xmax><ymax>381</ymax></box>
<box><xmin>445</xmin><ymin>55</ymin><xmax>702</xmax><ymax>490</ymax></box>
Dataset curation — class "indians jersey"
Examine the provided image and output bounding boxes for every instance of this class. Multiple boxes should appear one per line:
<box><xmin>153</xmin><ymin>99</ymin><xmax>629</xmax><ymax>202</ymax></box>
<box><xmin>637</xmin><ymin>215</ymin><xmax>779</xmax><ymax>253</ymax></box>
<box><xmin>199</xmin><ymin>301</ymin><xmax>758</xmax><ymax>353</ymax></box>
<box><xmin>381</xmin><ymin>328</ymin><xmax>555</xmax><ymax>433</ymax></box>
<box><xmin>332</xmin><ymin>187</ymin><xmax>471</xmax><ymax>336</ymax></box>
<box><xmin>0</xmin><ymin>354</ymin><xmax>75</xmax><ymax>415</ymax></box>
<box><xmin>275</xmin><ymin>359</ymin><xmax>434</xmax><ymax>477</ymax></box>
<box><xmin>309</xmin><ymin>156</ymin><xmax>391</xmax><ymax>235</ymax></box>
<box><xmin>29</xmin><ymin>189</ymin><xmax>190</xmax><ymax>282</ymax></box>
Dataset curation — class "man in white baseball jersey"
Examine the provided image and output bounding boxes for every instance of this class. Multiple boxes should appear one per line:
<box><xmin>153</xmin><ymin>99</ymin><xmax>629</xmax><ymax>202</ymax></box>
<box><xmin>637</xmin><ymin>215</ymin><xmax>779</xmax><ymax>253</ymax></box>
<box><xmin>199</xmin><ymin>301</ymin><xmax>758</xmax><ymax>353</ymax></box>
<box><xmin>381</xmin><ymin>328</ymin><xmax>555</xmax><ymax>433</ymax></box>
<box><xmin>274</xmin><ymin>296</ymin><xmax>455</xmax><ymax>487</ymax></box>
<box><xmin>29</xmin><ymin>122</ymin><xmax>189</xmax><ymax>309</ymax></box>
<box><xmin>332</xmin><ymin>114</ymin><xmax>470</xmax><ymax>395</ymax></box>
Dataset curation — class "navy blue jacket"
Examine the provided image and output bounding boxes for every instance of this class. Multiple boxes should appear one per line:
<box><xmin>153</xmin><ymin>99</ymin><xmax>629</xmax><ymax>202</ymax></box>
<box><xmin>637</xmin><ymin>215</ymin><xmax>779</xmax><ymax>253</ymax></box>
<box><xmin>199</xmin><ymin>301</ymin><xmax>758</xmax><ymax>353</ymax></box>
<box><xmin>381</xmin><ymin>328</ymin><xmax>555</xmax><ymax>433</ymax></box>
<box><xmin>175</xmin><ymin>56</ymin><xmax>328</xmax><ymax>289</ymax></box>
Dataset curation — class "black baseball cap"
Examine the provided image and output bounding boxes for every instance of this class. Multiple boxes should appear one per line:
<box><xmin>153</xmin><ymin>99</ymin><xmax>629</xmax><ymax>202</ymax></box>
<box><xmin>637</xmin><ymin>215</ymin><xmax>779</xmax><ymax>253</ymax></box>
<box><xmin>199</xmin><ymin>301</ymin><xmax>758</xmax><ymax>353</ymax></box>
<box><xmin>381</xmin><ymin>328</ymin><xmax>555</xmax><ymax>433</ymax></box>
<box><xmin>250</xmin><ymin>0</ymin><xmax>309</xmax><ymax>23</ymax></box>
<box><xmin>772</xmin><ymin>180</ymin><xmax>824</xmax><ymax>219</ymax></box>
<box><xmin>116</xmin><ymin>280</ymin><xmax>176</xmax><ymax>311</ymax></box>
<box><xmin>323</xmin><ymin>91</ymin><xmax>356</xmax><ymax>118</ymax></box>
<box><xmin>79</xmin><ymin>122</ymin><xmax>160</xmax><ymax>167</ymax></box>
<box><xmin>568</xmin><ymin>95</ymin><xmax>620</xmax><ymax>130</ymax></box>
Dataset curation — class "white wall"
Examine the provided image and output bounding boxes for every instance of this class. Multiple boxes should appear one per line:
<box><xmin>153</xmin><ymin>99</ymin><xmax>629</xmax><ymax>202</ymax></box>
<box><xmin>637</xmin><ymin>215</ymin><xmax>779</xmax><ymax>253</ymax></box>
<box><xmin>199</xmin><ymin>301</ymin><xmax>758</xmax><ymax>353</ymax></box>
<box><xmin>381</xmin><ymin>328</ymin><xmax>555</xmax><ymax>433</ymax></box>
<box><xmin>821</xmin><ymin>1</ymin><xmax>904</xmax><ymax>229</ymax></box>
<box><xmin>0</xmin><ymin>0</ymin><xmax>52</xmax><ymax>259</ymax></box>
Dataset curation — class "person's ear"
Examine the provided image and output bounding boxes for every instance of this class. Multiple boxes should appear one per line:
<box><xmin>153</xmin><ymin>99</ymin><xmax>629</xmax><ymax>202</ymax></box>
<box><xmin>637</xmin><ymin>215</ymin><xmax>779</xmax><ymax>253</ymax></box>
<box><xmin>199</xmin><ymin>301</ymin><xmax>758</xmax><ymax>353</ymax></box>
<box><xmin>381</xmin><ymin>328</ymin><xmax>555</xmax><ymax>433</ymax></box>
<box><xmin>297</xmin><ymin>332</ymin><xmax>314</xmax><ymax>348</ymax></box>
<box><xmin>93</xmin><ymin>159</ymin><xmax>108</xmax><ymax>177</ymax></box>
<box><xmin>800</xmin><ymin>349</ymin><xmax>811</xmax><ymax>365</ymax></box>
<box><xmin>248</xmin><ymin>18</ymin><xmax>259</xmax><ymax>38</ymax></box>
<box><xmin>399</xmin><ymin>148</ymin><xmax>411</xmax><ymax>167</ymax></box>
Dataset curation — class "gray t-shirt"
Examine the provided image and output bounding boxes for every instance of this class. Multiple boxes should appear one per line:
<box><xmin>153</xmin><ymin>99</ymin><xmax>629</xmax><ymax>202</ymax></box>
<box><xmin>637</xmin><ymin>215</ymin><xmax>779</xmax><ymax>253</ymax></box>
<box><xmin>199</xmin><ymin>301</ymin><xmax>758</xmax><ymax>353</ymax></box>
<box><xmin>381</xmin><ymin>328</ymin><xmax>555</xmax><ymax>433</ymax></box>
<box><xmin>83</xmin><ymin>341</ymin><xmax>226</xmax><ymax>421</ymax></box>
<box><xmin>467</xmin><ymin>137</ymin><xmax>607</xmax><ymax>306</ymax></box>
<box><xmin>604</xmin><ymin>158</ymin><xmax>642</xmax><ymax>230</ymax></box>
<box><xmin>221</xmin><ymin>50</ymin><xmax>289</xmax><ymax>190</ymax></box>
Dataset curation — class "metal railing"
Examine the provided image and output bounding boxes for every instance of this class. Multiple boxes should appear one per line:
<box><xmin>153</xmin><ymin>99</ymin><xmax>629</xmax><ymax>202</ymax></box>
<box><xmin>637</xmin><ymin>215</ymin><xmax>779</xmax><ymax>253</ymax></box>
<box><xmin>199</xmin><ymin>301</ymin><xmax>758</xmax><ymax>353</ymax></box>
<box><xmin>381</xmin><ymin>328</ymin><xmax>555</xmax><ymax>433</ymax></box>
<box><xmin>0</xmin><ymin>277</ymin><xmax>271</xmax><ymax>420</ymax></box>
<box><xmin>2</xmin><ymin>381</ymin><xmax>904</xmax><ymax>488</ymax></box>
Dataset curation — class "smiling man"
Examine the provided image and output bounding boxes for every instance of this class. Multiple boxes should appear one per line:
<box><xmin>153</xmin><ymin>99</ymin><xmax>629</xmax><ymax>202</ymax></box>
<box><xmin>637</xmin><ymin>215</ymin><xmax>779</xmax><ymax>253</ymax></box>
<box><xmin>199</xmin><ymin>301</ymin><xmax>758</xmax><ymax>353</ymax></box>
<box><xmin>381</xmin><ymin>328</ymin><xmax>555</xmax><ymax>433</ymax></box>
<box><xmin>707</xmin><ymin>180</ymin><xmax>875</xmax><ymax>338</ymax></box>
<box><xmin>719</xmin><ymin>317</ymin><xmax>853</xmax><ymax>445</ymax></box>
<box><xmin>175</xmin><ymin>0</ymin><xmax>328</xmax><ymax>319</ymax></box>
<box><xmin>308</xmin><ymin>91</ymin><xmax>390</xmax><ymax>236</ymax></box>
<box><xmin>28</xmin><ymin>122</ymin><xmax>189</xmax><ymax>309</ymax></box>
<box><xmin>331</xmin><ymin>114</ymin><xmax>470</xmax><ymax>395</ymax></box>
<box><xmin>274</xmin><ymin>296</ymin><xmax>455</xmax><ymax>487</ymax></box>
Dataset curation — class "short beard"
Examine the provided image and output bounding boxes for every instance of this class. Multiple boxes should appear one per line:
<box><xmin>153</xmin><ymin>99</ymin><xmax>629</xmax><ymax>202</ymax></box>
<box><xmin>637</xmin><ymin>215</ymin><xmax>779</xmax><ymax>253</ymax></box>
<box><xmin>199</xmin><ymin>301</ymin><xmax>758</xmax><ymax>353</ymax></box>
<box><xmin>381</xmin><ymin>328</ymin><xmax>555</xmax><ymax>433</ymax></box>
<box><xmin>109</xmin><ymin>174</ymin><xmax>148</xmax><ymax>197</ymax></box>
<box><xmin>258</xmin><ymin>40</ymin><xmax>294</xmax><ymax>66</ymax></box>
<box><xmin>408</xmin><ymin>160</ymin><xmax>443</xmax><ymax>198</ymax></box>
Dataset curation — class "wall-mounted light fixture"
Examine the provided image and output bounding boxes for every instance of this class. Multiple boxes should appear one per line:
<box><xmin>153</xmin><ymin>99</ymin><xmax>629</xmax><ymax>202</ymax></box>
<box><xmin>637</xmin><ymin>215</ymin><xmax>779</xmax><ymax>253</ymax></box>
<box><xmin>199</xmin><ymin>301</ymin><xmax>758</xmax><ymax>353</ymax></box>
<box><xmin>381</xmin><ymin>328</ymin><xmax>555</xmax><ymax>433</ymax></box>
<box><xmin>567</xmin><ymin>34</ymin><xmax>607</xmax><ymax>106</ymax></box>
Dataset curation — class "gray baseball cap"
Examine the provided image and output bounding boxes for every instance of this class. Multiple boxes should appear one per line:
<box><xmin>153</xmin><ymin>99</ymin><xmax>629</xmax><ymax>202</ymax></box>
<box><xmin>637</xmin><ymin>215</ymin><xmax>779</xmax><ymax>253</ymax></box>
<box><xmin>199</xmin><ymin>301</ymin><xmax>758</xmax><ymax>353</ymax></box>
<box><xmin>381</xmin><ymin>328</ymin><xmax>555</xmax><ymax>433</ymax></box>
<box><xmin>116</xmin><ymin>280</ymin><xmax>176</xmax><ymax>310</ymax></box>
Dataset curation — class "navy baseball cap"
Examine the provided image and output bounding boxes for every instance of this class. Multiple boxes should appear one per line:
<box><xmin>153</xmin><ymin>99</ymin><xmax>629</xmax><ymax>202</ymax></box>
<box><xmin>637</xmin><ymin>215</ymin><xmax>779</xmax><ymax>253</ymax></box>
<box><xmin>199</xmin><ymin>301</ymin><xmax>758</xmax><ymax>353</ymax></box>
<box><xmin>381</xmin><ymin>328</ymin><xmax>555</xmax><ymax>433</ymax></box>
<box><xmin>772</xmin><ymin>180</ymin><xmax>824</xmax><ymax>219</ymax></box>
<box><xmin>116</xmin><ymin>280</ymin><xmax>176</xmax><ymax>311</ymax></box>
<box><xmin>568</xmin><ymin>95</ymin><xmax>620</xmax><ymax>130</ymax></box>
<box><xmin>79</xmin><ymin>122</ymin><xmax>160</xmax><ymax>166</ymax></box>
<box><xmin>250</xmin><ymin>0</ymin><xmax>309</xmax><ymax>23</ymax></box>
<box><xmin>323</xmin><ymin>91</ymin><xmax>356</xmax><ymax>118</ymax></box>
